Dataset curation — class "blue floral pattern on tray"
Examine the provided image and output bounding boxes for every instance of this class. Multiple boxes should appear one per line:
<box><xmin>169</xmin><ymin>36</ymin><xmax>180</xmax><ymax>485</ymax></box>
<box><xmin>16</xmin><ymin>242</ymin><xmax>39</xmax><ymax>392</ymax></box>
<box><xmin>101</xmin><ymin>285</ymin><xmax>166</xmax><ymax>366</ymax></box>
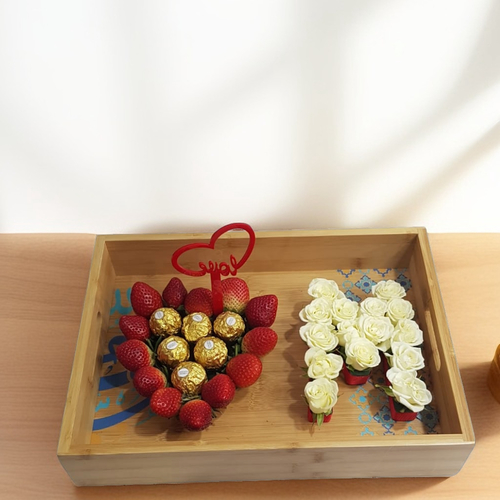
<box><xmin>355</xmin><ymin>274</ymin><xmax>377</xmax><ymax>294</ymax></box>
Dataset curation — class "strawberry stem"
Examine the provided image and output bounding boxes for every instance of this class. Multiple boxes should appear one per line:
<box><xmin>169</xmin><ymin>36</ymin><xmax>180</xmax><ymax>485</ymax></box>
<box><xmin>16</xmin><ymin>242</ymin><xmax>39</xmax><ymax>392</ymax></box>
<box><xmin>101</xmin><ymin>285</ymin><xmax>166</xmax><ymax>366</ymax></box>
<box><xmin>159</xmin><ymin>364</ymin><xmax>170</xmax><ymax>385</ymax></box>
<box><xmin>153</xmin><ymin>335</ymin><xmax>163</xmax><ymax>352</ymax></box>
<box><xmin>181</xmin><ymin>394</ymin><xmax>201</xmax><ymax>404</ymax></box>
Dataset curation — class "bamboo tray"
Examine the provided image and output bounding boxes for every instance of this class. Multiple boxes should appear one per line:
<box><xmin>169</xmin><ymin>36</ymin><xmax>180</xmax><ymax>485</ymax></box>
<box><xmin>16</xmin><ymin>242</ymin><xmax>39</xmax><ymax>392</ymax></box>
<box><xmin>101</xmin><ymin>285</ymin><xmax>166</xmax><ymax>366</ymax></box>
<box><xmin>57</xmin><ymin>228</ymin><xmax>474</xmax><ymax>486</ymax></box>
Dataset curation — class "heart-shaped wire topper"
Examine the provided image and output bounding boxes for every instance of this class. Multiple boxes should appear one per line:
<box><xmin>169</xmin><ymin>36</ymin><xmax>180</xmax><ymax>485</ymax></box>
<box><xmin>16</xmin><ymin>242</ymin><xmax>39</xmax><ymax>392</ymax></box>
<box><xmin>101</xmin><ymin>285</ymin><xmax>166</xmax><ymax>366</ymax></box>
<box><xmin>171</xmin><ymin>222</ymin><xmax>256</xmax><ymax>316</ymax></box>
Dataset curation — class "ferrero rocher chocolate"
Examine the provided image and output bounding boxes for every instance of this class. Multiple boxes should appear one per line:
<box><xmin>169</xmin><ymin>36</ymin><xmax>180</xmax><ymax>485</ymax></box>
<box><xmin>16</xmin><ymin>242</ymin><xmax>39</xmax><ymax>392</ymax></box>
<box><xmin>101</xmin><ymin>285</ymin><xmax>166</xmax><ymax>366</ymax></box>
<box><xmin>182</xmin><ymin>312</ymin><xmax>212</xmax><ymax>343</ymax></box>
<box><xmin>171</xmin><ymin>361</ymin><xmax>207</xmax><ymax>395</ymax></box>
<box><xmin>149</xmin><ymin>307</ymin><xmax>181</xmax><ymax>336</ymax></box>
<box><xmin>194</xmin><ymin>336</ymin><xmax>228</xmax><ymax>370</ymax></box>
<box><xmin>157</xmin><ymin>335</ymin><xmax>190</xmax><ymax>368</ymax></box>
<box><xmin>213</xmin><ymin>311</ymin><xmax>245</xmax><ymax>342</ymax></box>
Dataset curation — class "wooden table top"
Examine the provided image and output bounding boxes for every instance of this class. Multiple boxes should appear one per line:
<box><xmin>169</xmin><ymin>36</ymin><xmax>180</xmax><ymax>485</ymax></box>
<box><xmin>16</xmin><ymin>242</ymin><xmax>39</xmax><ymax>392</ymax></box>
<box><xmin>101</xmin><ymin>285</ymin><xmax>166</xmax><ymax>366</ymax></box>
<box><xmin>1</xmin><ymin>233</ymin><xmax>499</xmax><ymax>499</ymax></box>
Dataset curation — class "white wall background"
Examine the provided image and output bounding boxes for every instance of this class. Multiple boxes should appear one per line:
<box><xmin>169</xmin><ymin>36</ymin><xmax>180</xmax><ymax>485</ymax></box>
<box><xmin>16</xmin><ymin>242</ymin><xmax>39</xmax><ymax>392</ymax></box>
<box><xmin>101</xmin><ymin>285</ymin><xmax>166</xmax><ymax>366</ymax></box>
<box><xmin>1</xmin><ymin>0</ymin><xmax>499</xmax><ymax>234</ymax></box>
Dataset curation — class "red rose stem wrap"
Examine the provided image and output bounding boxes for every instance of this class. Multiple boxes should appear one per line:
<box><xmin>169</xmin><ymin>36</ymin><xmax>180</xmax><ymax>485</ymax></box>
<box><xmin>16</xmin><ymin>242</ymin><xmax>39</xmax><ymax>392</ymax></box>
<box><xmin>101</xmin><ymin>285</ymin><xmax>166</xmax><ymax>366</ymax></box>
<box><xmin>307</xmin><ymin>408</ymin><xmax>332</xmax><ymax>423</ymax></box>
<box><xmin>382</xmin><ymin>357</ymin><xmax>417</xmax><ymax>420</ymax></box>
<box><xmin>171</xmin><ymin>223</ymin><xmax>256</xmax><ymax>316</ymax></box>
<box><xmin>388</xmin><ymin>397</ymin><xmax>418</xmax><ymax>422</ymax></box>
<box><xmin>342</xmin><ymin>363</ymin><xmax>371</xmax><ymax>385</ymax></box>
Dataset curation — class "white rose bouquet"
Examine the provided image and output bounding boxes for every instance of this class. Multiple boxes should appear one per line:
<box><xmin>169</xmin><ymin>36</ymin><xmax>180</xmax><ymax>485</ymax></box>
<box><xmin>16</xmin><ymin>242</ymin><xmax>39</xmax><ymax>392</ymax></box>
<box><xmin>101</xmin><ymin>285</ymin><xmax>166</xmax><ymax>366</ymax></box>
<box><xmin>372</xmin><ymin>280</ymin><xmax>406</xmax><ymax>301</ymax></box>
<box><xmin>357</xmin><ymin>314</ymin><xmax>394</xmax><ymax>352</ymax></box>
<box><xmin>377</xmin><ymin>368</ymin><xmax>433</xmax><ymax>419</ymax></box>
<box><xmin>336</xmin><ymin>320</ymin><xmax>360</xmax><ymax>347</ymax></box>
<box><xmin>304</xmin><ymin>347</ymin><xmax>343</xmax><ymax>380</ymax></box>
<box><xmin>363</xmin><ymin>280</ymin><xmax>432</xmax><ymax>420</ymax></box>
<box><xmin>299</xmin><ymin>278</ymin><xmax>346</xmax><ymax>425</ymax></box>
<box><xmin>299</xmin><ymin>276</ymin><xmax>433</xmax><ymax>422</ymax></box>
<box><xmin>386</xmin><ymin>368</ymin><xmax>432</xmax><ymax>412</ymax></box>
<box><xmin>299</xmin><ymin>322</ymin><xmax>338</xmax><ymax>352</ymax></box>
<box><xmin>304</xmin><ymin>378</ymin><xmax>339</xmax><ymax>426</ymax></box>
<box><xmin>299</xmin><ymin>298</ymin><xmax>334</xmax><ymax>324</ymax></box>
<box><xmin>360</xmin><ymin>279</ymin><xmax>422</xmax><ymax>361</ymax></box>
<box><xmin>386</xmin><ymin>298</ymin><xmax>415</xmax><ymax>324</ymax></box>
<box><xmin>357</xmin><ymin>280</ymin><xmax>409</xmax><ymax>356</ymax></box>
<box><xmin>308</xmin><ymin>278</ymin><xmax>345</xmax><ymax>301</ymax></box>
<box><xmin>331</xmin><ymin>297</ymin><xmax>359</xmax><ymax>325</ymax></box>
<box><xmin>300</xmin><ymin>278</ymin><xmax>388</xmax><ymax>389</ymax></box>
<box><xmin>341</xmin><ymin>335</ymin><xmax>381</xmax><ymax>384</ymax></box>
<box><xmin>387</xmin><ymin>342</ymin><xmax>425</xmax><ymax>372</ymax></box>
<box><xmin>392</xmin><ymin>319</ymin><xmax>424</xmax><ymax>346</ymax></box>
<box><xmin>359</xmin><ymin>297</ymin><xmax>388</xmax><ymax>317</ymax></box>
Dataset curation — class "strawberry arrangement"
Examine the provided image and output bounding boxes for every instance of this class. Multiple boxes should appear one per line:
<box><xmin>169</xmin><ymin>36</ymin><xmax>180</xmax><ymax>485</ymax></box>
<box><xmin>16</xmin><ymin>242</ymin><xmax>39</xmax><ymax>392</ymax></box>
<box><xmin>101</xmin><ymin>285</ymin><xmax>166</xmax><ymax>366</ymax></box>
<box><xmin>115</xmin><ymin>278</ymin><xmax>278</xmax><ymax>431</ymax></box>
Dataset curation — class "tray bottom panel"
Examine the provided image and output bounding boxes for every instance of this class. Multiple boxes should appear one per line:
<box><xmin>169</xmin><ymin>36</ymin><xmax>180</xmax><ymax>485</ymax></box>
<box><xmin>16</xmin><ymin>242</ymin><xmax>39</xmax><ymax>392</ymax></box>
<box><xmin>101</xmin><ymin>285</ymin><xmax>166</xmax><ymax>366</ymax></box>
<box><xmin>91</xmin><ymin>268</ymin><xmax>441</xmax><ymax>449</ymax></box>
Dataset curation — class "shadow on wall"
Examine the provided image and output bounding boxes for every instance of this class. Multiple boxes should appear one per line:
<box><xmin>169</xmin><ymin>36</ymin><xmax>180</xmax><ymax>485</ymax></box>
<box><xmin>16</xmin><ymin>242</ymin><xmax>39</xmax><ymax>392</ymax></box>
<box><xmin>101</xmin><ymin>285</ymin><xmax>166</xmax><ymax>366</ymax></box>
<box><xmin>372</xmin><ymin>120</ymin><xmax>500</xmax><ymax>227</ymax></box>
<box><xmin>137</xmin><ymin>0</ymin><xmax>500</xmax><ymax>235</ymax></box>
<box><xmin>2</xmin><ymin>2</ymin><xmax>498</xmax><ymax>233</ymax></box>
<box><xmin>283</xmin><ymin>0</ymin><xmax>500</xmax><ymax>231</ymax></box>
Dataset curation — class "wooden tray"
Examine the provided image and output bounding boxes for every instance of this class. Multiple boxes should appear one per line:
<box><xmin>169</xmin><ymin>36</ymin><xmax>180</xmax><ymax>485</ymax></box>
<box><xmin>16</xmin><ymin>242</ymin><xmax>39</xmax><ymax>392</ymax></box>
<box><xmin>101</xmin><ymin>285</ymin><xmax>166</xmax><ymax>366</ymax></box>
<box><xmin>57</xmin><ymin>228</ymin><xmax>474</xmax><ymax>486</ymax></box>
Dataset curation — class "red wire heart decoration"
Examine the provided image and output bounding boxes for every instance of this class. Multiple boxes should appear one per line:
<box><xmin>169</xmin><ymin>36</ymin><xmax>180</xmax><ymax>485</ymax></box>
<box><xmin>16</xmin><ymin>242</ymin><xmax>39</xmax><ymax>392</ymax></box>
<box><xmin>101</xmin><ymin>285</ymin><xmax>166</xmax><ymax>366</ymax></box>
<box><xmin>171</xmin><ymin>223</ymin><xmax>256</xmax><ymax>316</ymax></box>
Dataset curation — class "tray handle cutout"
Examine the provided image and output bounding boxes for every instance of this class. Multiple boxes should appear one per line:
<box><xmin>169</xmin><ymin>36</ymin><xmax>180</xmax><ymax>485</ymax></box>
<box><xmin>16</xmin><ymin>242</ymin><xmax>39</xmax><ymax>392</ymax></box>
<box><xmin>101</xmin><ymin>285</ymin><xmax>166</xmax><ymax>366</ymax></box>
<box><xmin>424</xmin><ymin>308</ymin><xmax>441</xmax><ymax>371</ymax></box>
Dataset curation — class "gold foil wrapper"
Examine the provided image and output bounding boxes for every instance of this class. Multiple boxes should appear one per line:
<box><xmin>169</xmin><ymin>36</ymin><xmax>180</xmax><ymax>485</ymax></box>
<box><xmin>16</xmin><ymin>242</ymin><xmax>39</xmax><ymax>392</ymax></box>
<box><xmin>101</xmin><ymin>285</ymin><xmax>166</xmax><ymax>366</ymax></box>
<box><xmin>194</xmin><ymin>336</ymin><xmax>228</xmax><ymax>370</ymax></box>
<box><xmin>149</xmin><ymin>307</ymin><xmax>181</xmax><ymax>336</ymax></box>
<box><xmin>157</xmin><ymin>335</ymin><xmax>190</xmax><ymax>368</ymax></box>
<box><xmin>171</xmin><ymin>361</ymin><xmax>207</xmax><ymax>395</ymax></box>
<box><xmin>182</xmin><ymin>312</ymin><xmax>212</xmax><ymax>343</ymax></box>
<box><xmin>213</xmin><ymin>311</ymin><xmax>245</xmax><ymax>342</ymax></box>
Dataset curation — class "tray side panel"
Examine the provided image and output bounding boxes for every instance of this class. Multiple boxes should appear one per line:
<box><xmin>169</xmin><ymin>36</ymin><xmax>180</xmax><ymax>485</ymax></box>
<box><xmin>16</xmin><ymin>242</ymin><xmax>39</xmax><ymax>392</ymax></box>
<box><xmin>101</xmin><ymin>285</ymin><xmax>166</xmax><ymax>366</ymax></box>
<box><xmin>58</xmin><ymin>237</ymin><xmax>116</xmax><ymax>453</ymax></box>
<box><xmin>105</xmin><ymin>231</ymin><xmax>418</xmax><ymax>276</ymax></box>
<box><xmin>60</xmin><ymin>442</ymin><xmax>474</xmax><ymax>486</ymax></box>
<box><xmin>409</xmin><ymin>229</ymin><xmax>474</xmax><ymax>441</ymax></box>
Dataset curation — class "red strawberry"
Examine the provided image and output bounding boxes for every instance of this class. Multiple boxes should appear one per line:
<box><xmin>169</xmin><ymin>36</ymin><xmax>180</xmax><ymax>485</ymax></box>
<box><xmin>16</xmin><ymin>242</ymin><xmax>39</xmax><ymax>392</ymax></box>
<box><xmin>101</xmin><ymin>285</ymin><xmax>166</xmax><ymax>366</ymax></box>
<box><xmin>179</xmin><ymin>400</ymin><xmax>212</xmax><ymax>431</ymax></box>
<box><xmin>221</xmin><ymin>277</ymin><xmax>250</xmax><ymax>314</ymax></box>
<box><xmin>119</xmin><ymin>315</ymin><xmax>151</xmax><ymax>341</ymax></box>
<box><xmin>184</xmin><ymin>288</ymin><xmax>213</xmax><ymax>317</ymax></box>
<box><xmin>162</xmin><ymin>277</ymin><xmax>187</xmax><ymax>309</ymax></box>
<box><xmin>130</xmin><ymin>282</ymin><xmax>163</xmax><ymax>317</ymax></box>
<box><xmin>226</xmin><ymin>353</ymin><xmax>262</xmax><ymax>388</ymax></box>
<box><xmin>133</xmin><ymin>366</ymin><xmax>166</xmax><ymax>397</ymax></box>
<box><xmin>150</xmin><ymin>387</ymin><xmax>183</xmax><ymax>418</ymax></box>
<box><xmin>116</xmin><ymin>339</ymin><xmax>153</xmax><ymax>372</ymax></box>
<box><xmin>201</xmin><ymin>374</ymin><xmax>236</xmax><ymax>409</ymax></box>
<box><xmin>242</xmin><ymin>327</ymin><xmax>278</xmax><ymax>357</ymax></box>
<box><xmin>245</xmin><ymin>294</ymin><xmax>278</xmax><ymax>328</ymax></box>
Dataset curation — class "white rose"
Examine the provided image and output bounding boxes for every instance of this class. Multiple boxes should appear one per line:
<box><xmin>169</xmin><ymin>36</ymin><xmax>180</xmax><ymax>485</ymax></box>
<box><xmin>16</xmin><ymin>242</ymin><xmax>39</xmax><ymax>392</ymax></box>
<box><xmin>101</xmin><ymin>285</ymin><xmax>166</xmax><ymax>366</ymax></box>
<box><xmin>393</xmin><ymin>319</ymin><xmax>424</xmax><ymax>346</ymax></box>
<box><xmin>299</xmin><ymin>298</ymin><xmax>333</xmax><ymax>324</ymax></box>
<box><xmin>331</xmin><ymin>297</ymin><xmax>359</xmax><ymax>325</ymax></box>
<box><xmin>387</xmin><ymin>342</ymin><xmax>425</xmax><ymax>371</ymax></box>
<box><xmin>304</xmin><ymin>378</ymin><xmax>339</xmax><ymax>414</ymax></box>
<box><xmin>357</xmin><ymin>314</ymin><xmax>394</xmax><ymax>352</ymax></box>
<box><xmin>308</xmin><ymin>278</ymin><xmax>344</xmax><ymax>300</ymax></box>
<box><xmin>304</xmin><ymin>347</ymin><xmax>343</xmax><ymax>380</ymax></box>
<box><xmin>299</xmin><ymin>323</ymin><xmax>338</xmax><ymax>351</ymax></box>
<box><xmin>344</xmin><ymin>336</ymin><xmax>381</xmax><ymax>371</ymax></box>
<box><xmin>386</xmin><ymin>298</ymin><xmax>415</xmax><ymax>324</ymax></box>
<box><xmin>372</xmin><ymin>280</ymin><xmax>406</xmax><ymax>301</ymax></box>
<box><xmin>360</xmin><ymin>297</ymin><xmax>388</xmax><ymax>317</ymax></box>
<box><xmin>336</xmin><ymin>320</ymin><xmax>360</xmax><ymax>347</ymax></box>
<box><xmin>386</xmin><ymin>367</ymin><xmax>432</xmax><ymax>412</ymax></box>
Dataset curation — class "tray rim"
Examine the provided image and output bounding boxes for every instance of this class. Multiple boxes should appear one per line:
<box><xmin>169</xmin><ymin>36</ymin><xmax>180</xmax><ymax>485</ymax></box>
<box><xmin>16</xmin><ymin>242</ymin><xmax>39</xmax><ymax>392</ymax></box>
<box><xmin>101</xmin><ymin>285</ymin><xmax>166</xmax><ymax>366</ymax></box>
<box><xmin>57</xmin><ymin>227</ymin><xmax>475</xmax><ymax>460</ymax></box>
